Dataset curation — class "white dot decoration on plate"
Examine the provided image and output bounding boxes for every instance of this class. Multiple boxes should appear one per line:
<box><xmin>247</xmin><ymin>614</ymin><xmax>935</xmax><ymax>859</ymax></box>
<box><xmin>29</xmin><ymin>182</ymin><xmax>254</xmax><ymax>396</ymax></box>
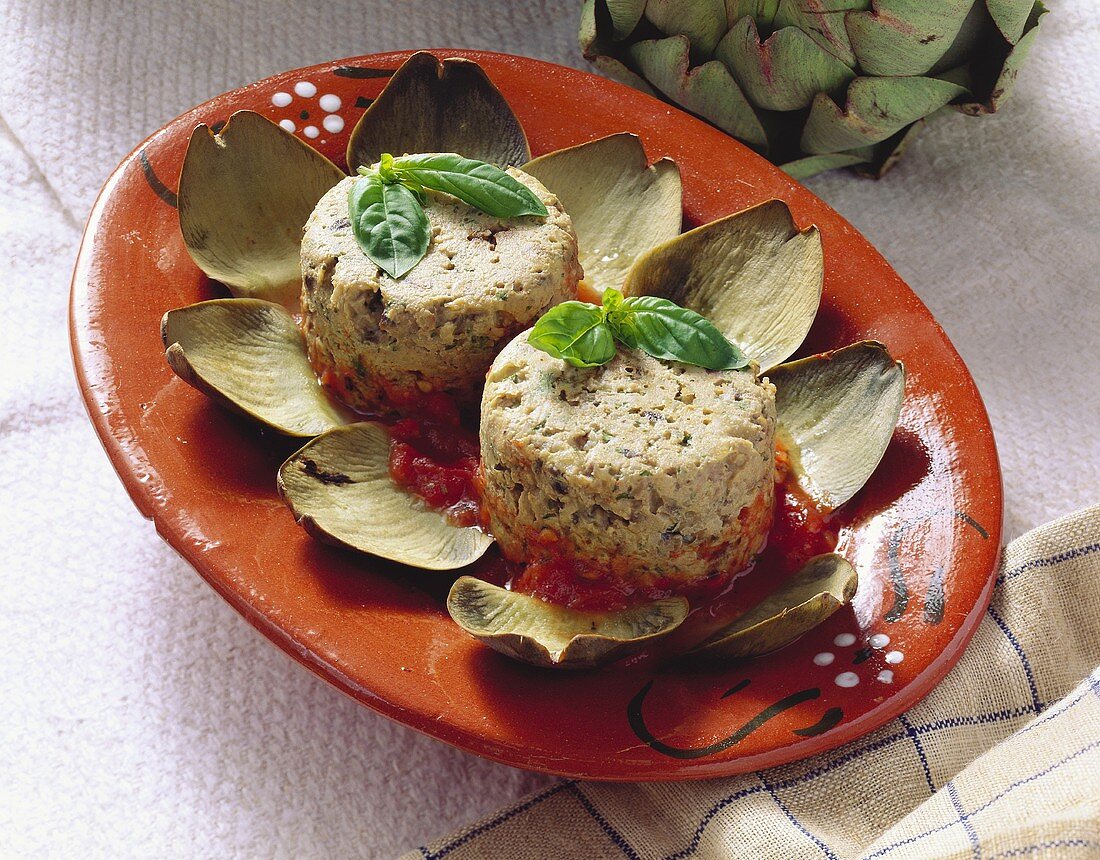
<box><xmin>269</xmin><ymin>83</ymin><xmax>346</xmax><ymax>141</ymax></box>
<box><xmin>820</xmin><ymin>630</ymin><xmax>904</xmax><ymax>688</ymax></box>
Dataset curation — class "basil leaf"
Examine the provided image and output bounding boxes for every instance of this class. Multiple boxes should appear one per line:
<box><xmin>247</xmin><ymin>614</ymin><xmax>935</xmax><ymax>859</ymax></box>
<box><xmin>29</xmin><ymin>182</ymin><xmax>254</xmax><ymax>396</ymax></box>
<box><xmin>609</xmin><ymin>296</ymin><xmax>748</xmax><ymax>370</ymax></box>
<box><xmin>391</xmin><ymin>153</ymin><xmax>548</xmax><ymax>218</ymax></box>
<box><xmin>348</xmin><ymin>170</ymin><xmax>430</xmax><ymax>279</ymax></box>
<box><xmin>527</xmin><ymin>301</ymin><xmax>615</xmax><ymax>368</ymax></box>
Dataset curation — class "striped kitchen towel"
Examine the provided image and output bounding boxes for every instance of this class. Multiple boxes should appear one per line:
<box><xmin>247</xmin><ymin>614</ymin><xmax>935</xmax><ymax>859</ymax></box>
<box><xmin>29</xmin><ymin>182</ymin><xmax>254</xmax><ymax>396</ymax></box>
<box><xmin>405</xmin><ymin>504</ymin><xmax>1100</xmax><ymax>859</ymax></box>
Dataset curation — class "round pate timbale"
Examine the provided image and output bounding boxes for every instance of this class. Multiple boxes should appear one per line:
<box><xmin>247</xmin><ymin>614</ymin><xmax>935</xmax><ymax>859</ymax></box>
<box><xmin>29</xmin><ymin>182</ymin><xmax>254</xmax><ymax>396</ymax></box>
<box><xmin>479</xmin><ymin>335</ymin><xmax>778</xmax><ymax>587</ymax></box>
<box><xmin>300</xmin><ymin>171</ymin><xmax>581</xmax><ymax>412</ymax></box>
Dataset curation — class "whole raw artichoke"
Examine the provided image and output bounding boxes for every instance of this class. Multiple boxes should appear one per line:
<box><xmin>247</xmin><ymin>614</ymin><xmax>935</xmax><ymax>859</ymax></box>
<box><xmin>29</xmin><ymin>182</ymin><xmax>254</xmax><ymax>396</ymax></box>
<box><xmin>580</xmin><ymin>0</ymin><xmax>1047</xmax><ymax>178</ymax></box>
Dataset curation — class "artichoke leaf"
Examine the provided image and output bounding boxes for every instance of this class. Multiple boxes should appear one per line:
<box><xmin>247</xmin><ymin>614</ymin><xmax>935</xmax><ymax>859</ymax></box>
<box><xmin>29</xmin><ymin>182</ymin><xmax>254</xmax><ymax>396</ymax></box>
<box><xmin>162</xmin><ymin>299</ymin><xmax>350</xmax><ymax>437</ymax></box>
<box><xmin>771</xmin><ymin>1</ymin><xmax>861</xmax><ymax>70</ymax></box>
<box><xmin>177</xmin><ymin>110</ymin><xmax>344</xmax><ymax>303</ymax></box>
<box><xmin>604</xmin><ymin>0</ymin><xmax>648</xmax><ymax>41</ymax></box>
<box><xmin>592</xmin><ymin>55</ymin><xmax>660</xmax><ymax>97</ymax></box>
<box><xmin>629</xmin><ymin>36</ymin><xmax>768</xmax><ymax>150</ymax></box>
<box><xmin>580</xmin><ymin>0</ymin><xmax>659</xmax><ymax>95</ymax></box>
<box><xmin>855</xmin><ymin>121</ymin><xmax>926</xmax><ymax>179</ymax></box>
<box><xmin>644</xmin><ymin>0</ymin><xmax>727</xmax><ymax>57</ymax></box>
<box><xmin>524</xmin><ymin>134</ymin><xmax>682</xmax><ymax>296</ymax></box>
<box><xmin>278</xmin><ymin>424</ymin><xmax>493</xmax><ymax>570</ymax></box>
<box><xmin>986</xmin><ymin>0</ymin><xmax>1042</xmax><ymax>45</ymax></box>
<box><xmin>346</xmin><ymin>52</ymin><xmax>529</xmax><ymax>171</ymax></box>
<box><xmin>689</xmin><ymin>553</ymin><xmax>857</xmax><ymax>660</ymax></box>
<box><xmin>622</xmin><ymin>199</ymin><xmax>823</xmax><ymax>371</ymax></box>
<box><xmin>448</xmin><ymin>577</ymin><xmax>689</xmax><ymax>669</ymax></box>
<box><xmin>717</xmin><ymin>17</ymin><xmax>856</xmax><ymax>112</ymax></box>
<box><xmin>725</xmin><ymin>2</ymin><xmax>863</xmax><ymax>68</ymax></box>
<box><xmin>782</xmin><ymin>152</ymin><xmax>870</xmax><ymax>180</ymax></box>
<box><xmin>772</xmin><ymin>341</ymin><xmax>905</xmax><ymax>510</ymax></box>
<box><xmin>801</xmin><ymin>76</ymin><xmax>967</xmax><ymax>154</ymax></box>
<box><xmin>847</xmin><ymin>0</ymin><xmax>977</xmax><ymax>77</ymax></box>
<box><xmin>953</xmin><ymin>2</ymin><xmax>1047</xmax><ymax>115</ymax></box>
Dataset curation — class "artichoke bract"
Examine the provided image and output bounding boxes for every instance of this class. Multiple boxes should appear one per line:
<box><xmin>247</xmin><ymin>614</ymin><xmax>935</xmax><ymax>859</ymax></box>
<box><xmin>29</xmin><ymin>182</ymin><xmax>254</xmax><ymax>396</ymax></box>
<box><xmin>580</xmin><ymin>0</ymin><xmax>1047</xmax><ymax>178</ymax></box>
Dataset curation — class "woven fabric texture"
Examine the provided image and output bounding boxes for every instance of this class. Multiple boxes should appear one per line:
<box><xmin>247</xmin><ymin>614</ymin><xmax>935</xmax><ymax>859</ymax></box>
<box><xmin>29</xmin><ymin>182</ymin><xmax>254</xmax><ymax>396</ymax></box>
<box><xmin>408</xmin><ymin>505</ymin><xmax>1100</xmax><ymax>860</ymax></box>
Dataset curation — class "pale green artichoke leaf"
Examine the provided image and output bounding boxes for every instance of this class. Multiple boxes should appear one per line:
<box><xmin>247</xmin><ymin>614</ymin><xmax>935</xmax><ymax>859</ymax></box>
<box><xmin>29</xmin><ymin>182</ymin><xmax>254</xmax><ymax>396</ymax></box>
<box><xmin>782</xmin><ymin>152</ymin><xmax>870</xmax><ymax>180</ymax></box>
<box><xmin>689</xmin><ymin>553</ymin><xmax>857</xmax><ymax>660</ymax></box>
<box><xmin>447</xmin><ymin>576</ymin><xmax>689</xmax><ymax>669</ymax></box>
<box><xmin>848</xmin><ymin>0</ymin><xmax>976</xmax><ymax>77</ymax></box>
<box><xmin>858</xmin><ymin>120</ymin><xmax>926</xmax><ymax>178</ymax></box>
<box><xmin>724</xmin><ymin>2</ymin><xmax>864</xmax><ymax>69</ymax></box>
<box><xmin>605</xmin><ymin>0</ymin><xmax>649</xmax><ymax>41</ymax></box>
<box><xmin>524</xmin><ymin>134</ymin><xmax>682</xmax><ymax>296</ymax></box>
<box><xmin>178</xmin><ymin>110</ymin><xmax>343</xmax><ymax>303</ymax></box>
<box><xmin>162</xmin><ymin>299</ymin><xmax>350</xmax><ymax>437</ymax></box>
<box><xmin>953</xmin><ymin>2</ymin><xmax>1047</xmax><ymax>115</ymax></box>
<box><xmin>278</xmin><ymin>424</ymin><xmax>494</xmax><ymax>570</ymax></box>
<box><xmin>725</xmin><ymin>1</ymin><xmax>782</xmax><ymax>29</ymax></box>
<box><xmin>772</xmin><ymin>341</ymin><xmax>905</xmax><ymax>510</ymax></box>
<box><xmin>645</xmin><ymin>0</ymin><xmax>727</xmax><ymax>57</ymax></box>
<box><xmin>772</xmin><ymin>0</ymin><xmax>862</xmax><ymax>69</ymax></box>
<box><xmin>346</xmin><ymin>52</ymin><xmax>529</xmax><ymax>172</ymax></box>
<box><xmin>622</xmin><ymin>200</ymin><xmax>823</xmax><ymax>371</ymax></box>
<box><xmin>580</xmin><ymin>0</ymin><xmax>659</xmax><ymax>95</ymax></box>
<box><xmin>801</xmin><ymin>76</ymin><xmax>967</xmax><ymax>155</ymax></box>
<box><xmin>593</xmin><ymin>55</ymin><xmax>661</xmax><ymax>96</ymax></box>
<box><xmin>986</xmin><ymin>0</ymin><xmax>1041</xmax><ymax>44</ymax></box>
<box><xmin>717</xmin><ymin>17</ymin><xmax>856</xmax><ymax>112</ymax></box>
<box><xmin>629</xmin><ymin>36</ymin><xmax>769</xmax><ymax>151</ymax></box>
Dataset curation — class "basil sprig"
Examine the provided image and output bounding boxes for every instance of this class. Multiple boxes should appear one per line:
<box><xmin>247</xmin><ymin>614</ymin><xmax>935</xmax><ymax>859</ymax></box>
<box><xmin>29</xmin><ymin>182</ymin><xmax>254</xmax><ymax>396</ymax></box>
<box><xmin>348</xmin><ymin>153</ymin><xmax>548</xmax><ymax>279</ymax></box>
<box><xmin>528</xmin><ymin>288</ymin><xmax>748</xmax><ymax>371</ymax></box>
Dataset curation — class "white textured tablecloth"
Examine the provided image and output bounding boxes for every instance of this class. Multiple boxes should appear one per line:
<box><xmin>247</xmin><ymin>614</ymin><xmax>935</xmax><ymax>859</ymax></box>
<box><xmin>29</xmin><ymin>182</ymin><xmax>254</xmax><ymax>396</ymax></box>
<box><xmin>0</xmin><ymin>1</ymin><xmax>1096</xmax><ymax>856</ymax></box>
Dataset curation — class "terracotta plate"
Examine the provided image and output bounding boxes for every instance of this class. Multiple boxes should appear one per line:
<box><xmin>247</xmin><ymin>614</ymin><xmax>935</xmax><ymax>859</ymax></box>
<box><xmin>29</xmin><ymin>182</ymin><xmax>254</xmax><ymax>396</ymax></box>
<box><xmin>70</xmin><ymin>50</ymin><xmax>1002</xmax><ymax>780</ymax></box>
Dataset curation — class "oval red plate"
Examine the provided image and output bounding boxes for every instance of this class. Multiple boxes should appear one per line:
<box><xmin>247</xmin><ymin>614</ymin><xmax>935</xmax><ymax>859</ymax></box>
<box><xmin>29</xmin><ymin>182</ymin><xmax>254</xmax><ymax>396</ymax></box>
<box><xmin>70</xmin><ymin>50</ymin><xmax>1002</xmax><ymax>780</ymax></box>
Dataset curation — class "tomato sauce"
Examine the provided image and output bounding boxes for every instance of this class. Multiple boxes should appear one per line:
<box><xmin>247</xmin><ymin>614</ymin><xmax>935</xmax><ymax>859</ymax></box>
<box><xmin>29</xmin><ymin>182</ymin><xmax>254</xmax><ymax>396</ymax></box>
<box><xmin>502</xmin><ymin>532</ymin><xmax>683</xmax><ymax>613</ymax></box>
<box><xmin>575</xmin><ymin>278</ymin><xmax>602</xmax><ymax>305</ymax></box>
<box><xmin>489</xmin><ymin>472</ymin><xmax>837</xmax><ymax>613</ymax></box>
<box><xmin>384</xmin><ymin>393</ymin><xmax>481</xmax><ymax>527</ymax></box>
<box><xmin>386</xmin><ymin>400</ymin><xmax>838</xmax><ymax>614</ymax></box>
<box><xmin>756</xmin><ymin>478</ymin><xmax>837</xmax><ymax>578</ymax></box>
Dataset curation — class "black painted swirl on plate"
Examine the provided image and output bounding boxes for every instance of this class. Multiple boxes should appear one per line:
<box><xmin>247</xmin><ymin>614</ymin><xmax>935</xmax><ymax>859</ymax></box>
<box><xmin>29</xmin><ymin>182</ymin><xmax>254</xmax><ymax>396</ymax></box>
<box><xmin>332</xmin><ymin>66</ymin><xmax>395</xmax><ymax>79</ymax></box>
<box><xmin>792</xmin><ymin>707</ymin><xmax>844</xmax><ymax>737</ymax></box>
<box><xmin>627</xmin><ymin>681</ymin><xmax>822</xmax><ymax>759</ymax></box>
<box><xmin>138</xmin><ymin>149</ymin><xmax>177</xmax><ymax>208</ymax></box>
<box><xmin>886</xmin><ymin>508</ymin><xmax>989</xmax><ymax>624</ymax></box>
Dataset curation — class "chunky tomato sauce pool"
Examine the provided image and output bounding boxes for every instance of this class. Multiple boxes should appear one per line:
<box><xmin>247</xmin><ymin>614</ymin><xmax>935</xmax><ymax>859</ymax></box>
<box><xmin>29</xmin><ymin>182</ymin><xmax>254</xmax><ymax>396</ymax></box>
<box><xmin>756</xmin><ymin>477</ymin><xmax>837</xmax><ymax>577</ymax></box>
<box><xmin>385</xmin><ymin>393</ymin><xmax>481</xmax><ymax>527</ymax></box>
